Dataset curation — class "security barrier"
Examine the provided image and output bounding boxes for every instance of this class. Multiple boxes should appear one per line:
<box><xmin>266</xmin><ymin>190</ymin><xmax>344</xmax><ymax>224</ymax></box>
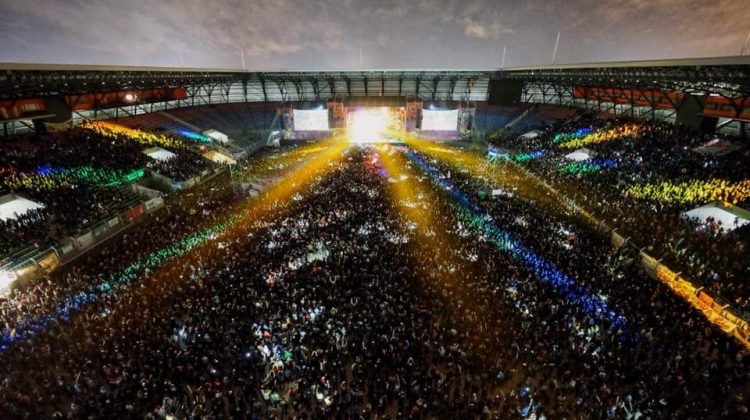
<box><xmin>505</xmin><ymin>157</ymin><xmax>750</xmax><ymax>349</ymax></box>
<box><xmin>0</xmin><ymin>164</ymin><xmax>223</xmax><ymax>292</ymax></box>
<box><xmin>0</xmin><ymin>197</ymin><xmax>166</xmax><ymax>293</ymax></box>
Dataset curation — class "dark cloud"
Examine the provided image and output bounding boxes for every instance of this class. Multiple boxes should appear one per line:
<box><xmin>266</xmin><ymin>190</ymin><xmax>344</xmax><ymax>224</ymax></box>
<box><xmin>0</xmin><ymin>0</ymin><xmax>747</xmax><ymax>69</ymax></box>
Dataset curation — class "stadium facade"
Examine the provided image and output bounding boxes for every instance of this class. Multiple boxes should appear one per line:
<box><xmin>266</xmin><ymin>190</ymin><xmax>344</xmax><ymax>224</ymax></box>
<box><xmin>2</xmin><ymin>56</ymin><xmax>749</xmax><ymax>138</ymax></box>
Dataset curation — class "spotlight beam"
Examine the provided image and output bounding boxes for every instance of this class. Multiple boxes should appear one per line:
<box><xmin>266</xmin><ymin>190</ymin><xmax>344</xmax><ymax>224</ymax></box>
<box><xmin>0</xmin><ymin>136</ymin><xmax>349</xmax><ymax>350</ymax></box>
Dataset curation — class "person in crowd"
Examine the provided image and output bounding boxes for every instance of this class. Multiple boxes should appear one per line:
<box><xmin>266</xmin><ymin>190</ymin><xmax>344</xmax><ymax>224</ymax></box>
<box><xmin>0</xmin><ymin>125</ymin><xmax>215</xmax><ymax>255</ymax></box>
<box><xmin>493</xmin><ymin>113</ymin><xmax>750</xmax><ymax>314</ymax></box>
<box><xmin>0</xmin><ymin>145</ymin><xmax>746</xmax><ymax>418</ymax></box>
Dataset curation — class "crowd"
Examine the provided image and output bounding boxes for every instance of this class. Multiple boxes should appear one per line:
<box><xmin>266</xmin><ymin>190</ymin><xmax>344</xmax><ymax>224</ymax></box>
<box><xmin>625</xmin><ymin>178</ymin><xmax>750</xmax><ymax>205</ymax></box>
<box><xmin>0</xmin><ymin>207</ymin><xmax>49</xmax><ymax>256</ymax></box>
<box><xmin>0</xmin><ymin>142</ymin><xmax>746</xmax><ymax>418</ymax></box>
<box><xmin>0</xmin><ymin>124</ymin><xmax>214</xmax><ymax>256</ymax></box>
<box><xmin>146</xmin><ymin>148</ymin><xmax>213</xmax><ymax>181</ymax></box>
<box><xmin>556</xmin><ymin>123</ymin><xmax>644</xmax><ymax>149</ymax></box>
<box><xmin>0</xmin><ymin>144</ymin><xmax>303</xmax><ymax>343</ymax></box>
<box><xmin>492</xmin><ymin>112</ymin><xmax>750</xmax><ymax>314</ymax></box>
<box><xmin>79</xmin><ymin>121</ymin><xmax>187</xmax><ymax>149</ymax></box>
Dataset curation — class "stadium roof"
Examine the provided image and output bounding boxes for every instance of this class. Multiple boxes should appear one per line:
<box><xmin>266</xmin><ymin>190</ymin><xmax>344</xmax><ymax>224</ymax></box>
<box><xmin>1</xmin><ymin>56</ymin><xmax>749</xmax><ymax>100</ymax></box>
<box><xmin>2</xmin><ymin>55</ymin><xmax>748</xmax><ymax>72</ymax></box>
<box><xmin>497</xmin><ymin>56</ymin><xmax>750</xmax><ymax>97</ymax></box>
<box><xmin>502</xmin><ymin>55</ymin><xmax>750</xmax><ymax>71</ymax></box>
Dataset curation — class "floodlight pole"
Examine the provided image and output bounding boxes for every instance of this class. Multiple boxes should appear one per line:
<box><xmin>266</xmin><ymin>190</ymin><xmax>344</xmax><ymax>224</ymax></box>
<box><xmin>501</xmin><ymin>46</ymin><xmax>507</xmax><ymax>69</ymax></box>
<box><xmin>552</xmin><ymin>31</ymin><xmax>561</xmax><ymax>64</ymax></box>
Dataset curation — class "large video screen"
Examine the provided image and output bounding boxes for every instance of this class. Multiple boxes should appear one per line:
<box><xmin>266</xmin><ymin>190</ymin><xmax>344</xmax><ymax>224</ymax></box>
<box><xmin>421</xmin><ymin>109</ymin><xmax>458</xmax><ymax>131</ymax></box>
<box><xmin>293</xmin><ymin>109</ymin><xmax>330</xmax><ymax>131</ymax></box>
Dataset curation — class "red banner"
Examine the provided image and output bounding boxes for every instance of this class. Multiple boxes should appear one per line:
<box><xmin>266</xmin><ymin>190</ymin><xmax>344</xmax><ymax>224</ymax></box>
<box><xmin>122</xmin><ymin>203</ymin><xmax>146</xmax><ymax>223</ymax></box>
<box><xmin>702</xmin><ymin>96</ymin><xmax>750</xmax><ymax>119</ymax></box>
<box><xmin>0</xmin><ymin>98</ymin><xmax>47</xmax><ymax>120</ymax></box>
<box><xmin>66</xmin><ymin>87</ymin><xmax>187</xmax><ymax>111</ymax></box>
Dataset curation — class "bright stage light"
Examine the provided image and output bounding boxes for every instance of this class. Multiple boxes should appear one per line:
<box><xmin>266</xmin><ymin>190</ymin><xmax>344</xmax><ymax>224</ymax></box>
<box><xmin>348</xmin><ymin>107</ymin><xmax>390</xmax><ymax>143</ymax></box>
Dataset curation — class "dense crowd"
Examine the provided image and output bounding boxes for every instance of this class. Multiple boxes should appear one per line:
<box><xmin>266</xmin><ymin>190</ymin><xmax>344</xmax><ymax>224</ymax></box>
<box><xmin>0</xmin><ymin>143</ymin><xmax>746</xmax><ymax>418</ymax></box>
<box><xmin>0</xmin><ymin>144</ymin><xmax>303</xmax><ymax>348</ymax></box>
<box><xmin>0</xmin><ymin>125</ymin><xmax>214</xmax><ymax>256</ymax></box>
<box><xmin>146</xmin><ymin>148</ymin><xmax>213</xmax><ymax>181</ymax></box>
<box><xmin>493</xmin><ymin>112</ymin><xmax>750</xmax><ymax>314</ymax></box>
<box><xmin>0</xmin><ymin>207</ymin><xmax>49</xmax><ymax>256</ymax></box>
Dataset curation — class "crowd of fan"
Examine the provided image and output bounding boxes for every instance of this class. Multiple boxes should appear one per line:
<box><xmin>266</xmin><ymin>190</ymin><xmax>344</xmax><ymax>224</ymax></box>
<box><xmin>0</xmin><ymin>145</ymin><xmax>746</xmax><ymax>418</ymax></box>
<box><xmin>0</xmin><ymin>129</ymin><xmax>145</xmax><ymax>174</ymax></box>
<box><xmin>0</xmin><ymin>207</ymin><xmax>49</xmax><ymax>257</ymax></box>
<box><xmin>0</xmin><ymin>125</ymin><xmax>214</xmax><ymax>256</ymax></box>
<box><xmin>493</xmin><ymin>112</ymin><xmax>750</xmax><ymax>314</ymax></box>
<box><xmin>145</xmin><ymin>148</ymin><xmax>213</xmax><ymax>181</ymax></box>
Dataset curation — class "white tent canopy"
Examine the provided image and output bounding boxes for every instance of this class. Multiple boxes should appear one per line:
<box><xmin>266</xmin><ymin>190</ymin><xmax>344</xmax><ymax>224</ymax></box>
<box><xmin>202</xmin><ymin>129</ymin><xmax>229</xmax><ymax>144</ymax></box>
<box><xmin>692</xmin><ymin>139</ymin><xmax>741</xmax><ymax>157</ymax></box>
<box><xmin>682</xmin><ymin>201</ymin><xmax>750</xmax><ymax>232</ymax></box>
<box><xmin>564</xmin><ymin>148</ymin><xmax>593</xmax><ymax>162</ymax></box>
<box><xmin>0</xmin><ymin>194</ymin><xmax>45</xmax><ymax>222</ymax></box>
<box><xmin>520</xmin><ymin>130</ymin><xmax>542</xmax><ymax>139</ymax></box>
<box><xmin>143</xmin><ymin>147</ymin><xmax>177</xmax><ymax>162</ymax></box>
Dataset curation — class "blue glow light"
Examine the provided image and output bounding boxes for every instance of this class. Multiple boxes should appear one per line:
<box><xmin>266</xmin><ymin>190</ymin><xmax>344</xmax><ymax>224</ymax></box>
<box><xmin>0</xmin><ymin>216</ymin><xmax>237</xmax><ymax>349</ymax></box>
<box><xmin>178</xmin><ymin>130</ymin><xmax>210</xmax><ymax>142</ymax></box>
<box><xmin>35</xmin><ymin>165</ymin><xmax>57</xmax><ymax>176</ymax></box>
<box><xmin>403</xmin><ymin>147</ymin><xmax>628</xmax><ymax>331</ymax></box>
<box><xmin>513</xmin><ymin>150</ymin><xmax>546</xmax><ymax>162</ymax></box>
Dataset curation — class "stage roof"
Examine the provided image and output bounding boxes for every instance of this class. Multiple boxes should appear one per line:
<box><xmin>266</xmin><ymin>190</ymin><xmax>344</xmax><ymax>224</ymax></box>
<box><xmin>502</xmin><ymin>55</ymin><xmax>750</xmax><ymax>71</ymax></box>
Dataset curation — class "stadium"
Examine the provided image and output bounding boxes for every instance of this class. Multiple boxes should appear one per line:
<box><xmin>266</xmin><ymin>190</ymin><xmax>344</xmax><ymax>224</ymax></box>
<box><xmin>1</xmin><ymin>1</ymin><xmax>750</xmax><ymax>418</ymax></box>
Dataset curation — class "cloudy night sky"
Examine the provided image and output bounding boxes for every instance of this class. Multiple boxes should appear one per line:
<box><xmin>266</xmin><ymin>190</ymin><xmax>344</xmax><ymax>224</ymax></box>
<box><xmin>0</xmin><ymin>0</ymin><xmax>748</xmax><ymax>70</ymax></box>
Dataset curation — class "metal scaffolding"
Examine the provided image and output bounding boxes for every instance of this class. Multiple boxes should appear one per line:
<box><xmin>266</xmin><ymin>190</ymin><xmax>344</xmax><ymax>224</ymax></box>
<box><xmin>2</xmin><ymin>56</ymin><xmax>750</xmax><ymax>135</ymax></box>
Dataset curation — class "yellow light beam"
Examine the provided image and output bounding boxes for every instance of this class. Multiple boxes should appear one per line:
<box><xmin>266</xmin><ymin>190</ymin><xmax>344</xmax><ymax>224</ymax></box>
<box><xmin>388</xmin><ymin>130</ymin><xmax>582</xmax><ymax>217</ymax></box>
<box><xmin>66</xmin><ymin>136</ymin><xmax>350</xmax><ymax>331</ymax></box>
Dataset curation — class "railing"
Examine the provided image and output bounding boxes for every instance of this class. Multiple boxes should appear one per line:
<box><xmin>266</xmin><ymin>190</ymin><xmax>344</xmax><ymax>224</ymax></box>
<box><xmin>503</xmin><ymin>156</ymin><xmax>750</xmax><ymax>348</ymax></box>
<box><xmin>0</xmin><ymin>166</ymin><xmax>226</xmax><ymax>293</ymax></box>
<box><xmin>504</xmin><ymin>107</ymin><xmax>531</xmax><ymax>130</ymax></box>
<box><xmin>0</xmin><ymin>195</ymin><xmax>166</xmax><ymax>292</ymax></box>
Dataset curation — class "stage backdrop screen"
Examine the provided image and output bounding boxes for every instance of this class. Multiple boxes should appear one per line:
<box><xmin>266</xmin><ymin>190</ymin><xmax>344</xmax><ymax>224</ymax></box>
<box><xmin>422</xmin><ymin>109</ymin><xmax>458</xmax><ymax>131</ymax></box>
<box><xmin>293</xmin><ymin>109</ymin><xmax>329</xmax><ymax>131</ymax></box>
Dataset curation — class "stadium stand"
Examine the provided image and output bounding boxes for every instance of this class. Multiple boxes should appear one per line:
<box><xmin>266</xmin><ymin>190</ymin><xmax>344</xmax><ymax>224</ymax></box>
<box><xmin>489</xmin><ymin>108</ymin><xmax>750</xmax><ymax>314</ymax></box>
<box><xmin>0</xmin><ymin>125</ymin><xmax>215</xmax><ymax>257</ymax></box>
<box><xmin>1</xmin><ymin>61</ymin><xmax>749</xmax><ymax>418</ymax></box>
<box><xmin>113</xmin><ymin>103</ymin><xmax>280</xmax><ymax>158</ymax></box>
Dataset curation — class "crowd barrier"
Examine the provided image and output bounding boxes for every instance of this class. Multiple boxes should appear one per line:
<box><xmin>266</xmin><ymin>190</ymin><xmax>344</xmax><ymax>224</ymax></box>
<box><xmin>150</xmin><ymin>170</ymin><xmax>213</xmax><ymax>192</ymax></box>
<box><xmin>130</xmin><ymin>184</ymin><xmax>163</xmax><ymax>199</ymax></box>
<box><xmin>0</xmin><ymin>166</ymin><xmax>226</xmax><ymax>292</ymax></box>
<box><xmin>503</xmin><ymin>157</ymin><xmax>750</xmax><ymax>348</ymax></box>
<box><xmin>0</xmin><ymin>195</ymin><xmax>166</xmax><ymax>294</ymax></box>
